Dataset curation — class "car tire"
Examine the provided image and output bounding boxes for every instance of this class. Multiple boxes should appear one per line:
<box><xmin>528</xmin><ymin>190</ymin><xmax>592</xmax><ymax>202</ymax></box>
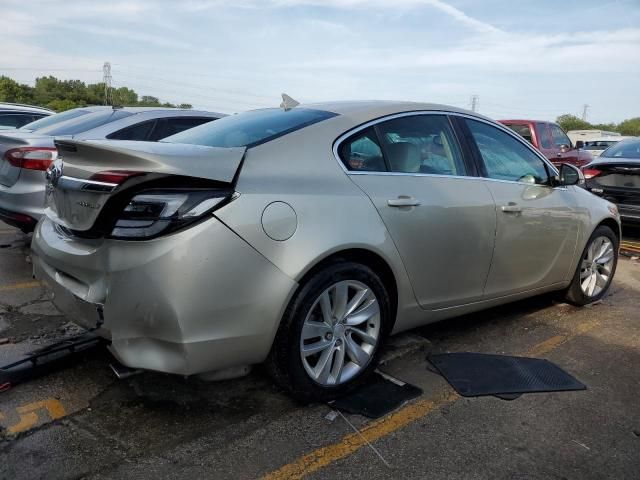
<box><xmin>267</xmin><ymin>261</ymin><xmax>391</xmax><ymax>402</ymax></box>
<box><xmin>564</xmin><ymin>225</ymin><xmax>618</xmax><ymax>306</ymax></box>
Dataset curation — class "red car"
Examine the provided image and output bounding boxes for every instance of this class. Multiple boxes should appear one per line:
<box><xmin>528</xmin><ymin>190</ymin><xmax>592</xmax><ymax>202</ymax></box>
<box><xmin>499</xmin><ymin>119</ymin><xmax>592</xmax><ymax>167</ymax></box>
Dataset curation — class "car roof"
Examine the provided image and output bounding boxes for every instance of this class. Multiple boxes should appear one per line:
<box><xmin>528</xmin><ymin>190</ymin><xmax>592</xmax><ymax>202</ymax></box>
<box><xmin>498</xmin><ymin>119</ymin><xmax>551</xmax><ymax>125</ymax></box>
<box><xmin>73</xmin><ymin>109</ymin><xmax>225</xmax><ymax>139</ymax></box>
<box><xmin>0</xmin><ymin>102</ymin><xmax>55</xmax><ymax>114</ymax></box>
<box><xmin>299</xmin><ymin>100</ymin><xmax>492</xmax><ymax>124</ymax></box>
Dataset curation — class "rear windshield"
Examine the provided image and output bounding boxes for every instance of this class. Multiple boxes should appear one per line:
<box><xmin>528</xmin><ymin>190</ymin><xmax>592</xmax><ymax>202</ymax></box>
<box><xmin>502</xmin><ymin>123</ymin><xmax>533</xmax><ymax>144</ymax></box>
<box><xmin>163</xmin><ymin>108</ymin><xmax>338</xmax><ymax>148</ymax></box>
<box><xmin>20</xmin><ymin>108</ymin><xmax>92</xmax><ymax>131</ymax></box>
<box><xmin>584</xmin><ymin>140</ymin><xmax>617</xmax><ymax>150</ymax></box>
<box><xmin>600</xmin><ymin>139</ymin><xmax>640</xmax><ymax>159</ymax></box>
<box><xmin>35</xmin><ymin>109</ymin><xmax>133</xmax><ymax>136</ymax></box>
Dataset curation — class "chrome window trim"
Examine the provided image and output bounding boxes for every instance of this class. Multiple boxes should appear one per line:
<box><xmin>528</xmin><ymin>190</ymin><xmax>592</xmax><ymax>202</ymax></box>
<box><xmin>331</xmin><ymin>109</ymin><xmax>561</xmax><ymax>184</ymax></box>
<box><xmin>57</xmin><ymin>175</ymin><xmax>118</xmax><ymax>193</ymax></box>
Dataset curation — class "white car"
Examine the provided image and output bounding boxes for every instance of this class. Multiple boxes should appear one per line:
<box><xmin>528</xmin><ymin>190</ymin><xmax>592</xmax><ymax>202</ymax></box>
<box><xmin>584</xmin><ymin>136</ymin><xmax>634</xmax><ymax>157</ymax></box>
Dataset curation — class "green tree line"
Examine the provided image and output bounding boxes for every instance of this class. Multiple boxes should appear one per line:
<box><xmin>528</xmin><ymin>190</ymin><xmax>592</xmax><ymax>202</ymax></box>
<box><xmin>0</xmin><ymin>75</ymin><xmax>192</xmax><ymax>112</ymax></box>
<box><xmin>556</xmin><ymin>114</ymin><xmax>640</xmax><ymax>137</ymax></box>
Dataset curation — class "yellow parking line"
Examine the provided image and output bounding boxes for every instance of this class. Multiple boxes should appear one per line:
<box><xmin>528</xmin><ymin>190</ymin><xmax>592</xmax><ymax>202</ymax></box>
<box><xmin>262</xmin><ymin>318</ymin><xmax>601</xmax><ymax>480</ymax></box>
<box><xmin>0</xmin><ymin>281</ymin><xmax>41</xmax><ymax>292</ymax></box>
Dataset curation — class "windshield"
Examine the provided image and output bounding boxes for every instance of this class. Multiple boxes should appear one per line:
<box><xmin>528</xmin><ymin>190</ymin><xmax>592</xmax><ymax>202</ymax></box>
<box><xmin>35</xmin><ymin>109</ymin><xmax>133</xmax><ymax>136</ymax></box>
<box><xmin>600</xmin><ymin>139</ymin><xmax>640</xmax><ymax>159</ymax></box>
<box><xmin>20</xmin><ymin>108</ymin><xmax>92</xmax><ymax>131</ymax></box>
<box><xmin>163</xmin><ymin>108</ymin><xmax>338</xmax><ymax>148</ymax></box>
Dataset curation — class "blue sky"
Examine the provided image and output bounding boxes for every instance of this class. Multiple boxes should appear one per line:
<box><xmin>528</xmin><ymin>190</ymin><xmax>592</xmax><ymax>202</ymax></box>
<box><xmin>1</xmin><ymin>0</ymin><xmax>639</xmax><ymax>123</ymax></box>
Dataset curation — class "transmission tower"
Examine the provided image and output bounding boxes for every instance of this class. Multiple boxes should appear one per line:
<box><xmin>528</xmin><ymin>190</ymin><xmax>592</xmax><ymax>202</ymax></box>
<box><xmin>581</xmin><ymin>104</ymin><xmax>589</xmax><ymax>122</ymax></box>
<box><xmin>470</xmin><ymin>95</ymin><xmax>479</xmax><ymax>112</ymax></box>
<box><xmin>102</xmin><ymin>62</ymin><xmax>112</xmax><ymax>106</ymax></box>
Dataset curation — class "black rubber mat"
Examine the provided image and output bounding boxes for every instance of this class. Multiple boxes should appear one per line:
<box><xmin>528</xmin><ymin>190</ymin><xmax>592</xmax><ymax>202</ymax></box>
<box><xmin>428</xmin><ymin>352</ymin><xmax>586</xmax><ymax>398</ymax></box>
<box><xmin>329</xmin><ymin>373</ymin><xmax>422</xmax><ymax>418</ymax></box>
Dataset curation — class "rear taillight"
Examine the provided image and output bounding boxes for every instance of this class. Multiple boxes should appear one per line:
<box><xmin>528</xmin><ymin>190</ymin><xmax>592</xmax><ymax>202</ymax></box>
<box><xmin>89</xmin><ymin>170</ymin><xmax>145</xmax><ymax>185</ymax></box>
<box><xmin>582</xmin><ymin>168</ymin><xmax>602</xmax><ymax>179</ymax></box>
<box><xmin>109</xmin><ymin>189</ymin><xmax>235</xmax><ymax>240</ymax></box>
<box><xmin>4</xmin><ymin>147</ymin><xmax>58</xmax><ymax>171</ymax></box>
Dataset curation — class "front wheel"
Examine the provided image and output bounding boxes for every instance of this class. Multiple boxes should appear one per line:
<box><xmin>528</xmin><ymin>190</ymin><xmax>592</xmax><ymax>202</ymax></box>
<box><xmin>565</xmin><ymin>225</ymin><xmax>618</xmax><ymax>306</ymax></box>
<box><xmin>267</xmin><ymin>262</ymin><xmax>391</xmax><ymax>401</ymax></box>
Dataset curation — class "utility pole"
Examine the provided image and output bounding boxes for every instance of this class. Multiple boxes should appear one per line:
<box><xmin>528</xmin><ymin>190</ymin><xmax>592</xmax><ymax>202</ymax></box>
<box><xmin>102</xmin><ymin>62</ymin><xmax>112</xmax><ymax>106</ymax></box>
<box><xmin>470</xmin><ymin>94</ymin><xmax>479</xmax><ymax>112</ymax></box>
<box><xmin>581</xmin><ymin>104</ymin><xmax>589</xmax><ymax>122</ymax></box>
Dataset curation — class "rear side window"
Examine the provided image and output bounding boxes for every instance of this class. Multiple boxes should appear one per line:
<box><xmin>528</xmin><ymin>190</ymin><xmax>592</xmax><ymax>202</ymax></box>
<box><xmin>20</xmin><ymin>108</ymin><xmax>89</xmax><ymax>131</ymax></box>
<box><xmin>535</xmin><ymin>123</ymin><xmax>552</xmax><ymax>149</ymax></box>
<box><xmin>0</xmin><ymin>114</ymin><xmax>34</xmax><ymax>128</ymax></box>
<box><xmin>107</xmin><ymin>120</ymin><xmax>157</xmax><ymax>140</ymax></box>
<box><xmin>37</xmin><ymin>110</ymin><xmax>133</xmax><ymax>136</ymax></box>
<box><xmin>549</xmin><ymin>124</ymin><xmax>571</xmax><ymax>147</ymax></box>
<box><xmin>466</xmin><ymin>119</ymin><xmax>549</xmax><ymax>185</ymax></box>
<box><xmin>339</xmin><ymin>128</ymin><xmax>386</xmax><ymax>172</ymax></box>
<box><xmin>151</xmin><ymin>117</ymin><xmax>216</xmax><ymax>141</ymax></box>
<box><xmin>339</xmin><ymin>114</ymin><xmax>466</xmax><ymax>176</ymax></box>
<box><xmin>163</xmin><ymin>108</ymin><xmax>338</xmax><ymax>148</ymax></box>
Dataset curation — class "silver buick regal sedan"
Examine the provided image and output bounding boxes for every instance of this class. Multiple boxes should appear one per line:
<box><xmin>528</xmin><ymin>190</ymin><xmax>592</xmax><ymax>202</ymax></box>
<box><xmin>31</xmin><ymin>101</ymin><xmax>620</xmax><ymax>400</ymax></box>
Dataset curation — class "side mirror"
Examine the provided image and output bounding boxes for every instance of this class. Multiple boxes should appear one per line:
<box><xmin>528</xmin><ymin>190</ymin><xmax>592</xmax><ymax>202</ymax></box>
<box><xmin>575</xmin><ymin>140</ymin><xmax>584</xmax><ymax>149</ymax></box>
<box><xmin>556</xmin><ymin>163</ymin><xmax>585</xmax><ymax>187</ymax></box>
<box><xmin>559</xmin><ymin>144</ymin><xmax>570</xmax><ymax>153</ymax></box>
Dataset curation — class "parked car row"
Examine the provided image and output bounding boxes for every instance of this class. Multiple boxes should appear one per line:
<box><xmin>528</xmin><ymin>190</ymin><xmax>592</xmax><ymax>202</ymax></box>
<box><xmin>0</xmin><ymin>106</ymin><xmax>223</xmax><ymax>231</ymax></box>
<box><xmin>0</xmin><ymin>102</ymin><xmax>54</xmax><ymax>130</ymax></box>
<box><xmin>4</xmin><ymin>99</ymin><xmax>616</xmax><ymax>400</ymax></box>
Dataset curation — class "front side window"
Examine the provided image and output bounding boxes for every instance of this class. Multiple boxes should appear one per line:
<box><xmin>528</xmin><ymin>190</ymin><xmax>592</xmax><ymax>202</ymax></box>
<box><xmin>466</xmin><ymin>119</ymin><xmax>550</xmax><ymax>185</ymax></box>
<box><xmin>536</xmin><ymin>123</ymin><xmax>552</xmax><ymax>149</ymax></box>
<box><xmin>0</xmin><ymin>114</ymin><xmax>33</xmax><ymax>128</ymax></box>
<box><xmin>549</xmin><ymin>124</ymin><xmax>571</xmax><ymax>147</ymax></box>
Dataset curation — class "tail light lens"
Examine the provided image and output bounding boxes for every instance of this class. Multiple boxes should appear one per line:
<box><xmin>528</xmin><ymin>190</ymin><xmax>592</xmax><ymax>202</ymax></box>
<box><xmin>582</xmin><ymin>168</ymin><xmax>602</xmax><ymax>179</ymax></box>
<box><xmin>110</xmin><ymin>189</ymin><xmax>234</xmax><ymax>239</ymax></box>
<box><xmin>4</xmin><ymin>147</ymin><xmax>58</xmax><ymax>171</ymax></box>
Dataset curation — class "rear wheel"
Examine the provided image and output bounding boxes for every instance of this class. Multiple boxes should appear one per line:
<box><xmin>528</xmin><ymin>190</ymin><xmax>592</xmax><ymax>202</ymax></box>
<box><xmin>267</xmin><ymin>262</ymin><xmax>391</xmax><ymax>401</ymax></box>
<box><xmin>565</xmin><ymin>225</ymin><xmax>618</xmax><ymax>306</ymax></box>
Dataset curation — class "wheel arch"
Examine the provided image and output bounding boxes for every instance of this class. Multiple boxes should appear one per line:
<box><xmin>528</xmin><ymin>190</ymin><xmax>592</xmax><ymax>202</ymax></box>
<box><xmin>294</xmin><ymin>248</ymin><xmax>399</xmax><ymax>331</ymax></box>
<box><xmin>596</xmin><ymin>217</ymin><xmax>621</xmax><ymax>243</ymax></box>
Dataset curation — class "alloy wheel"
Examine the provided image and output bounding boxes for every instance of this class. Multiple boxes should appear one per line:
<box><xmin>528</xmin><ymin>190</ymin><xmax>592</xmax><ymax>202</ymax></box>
<box><xmin>580</xmin><ymin>236</ymin><xmax>615</xmax><ymax>297</ymax></box>
<box><xmin>300</xmin><ymin>280</ymin><xmax>381</xmax><ymax>386</ymax></box>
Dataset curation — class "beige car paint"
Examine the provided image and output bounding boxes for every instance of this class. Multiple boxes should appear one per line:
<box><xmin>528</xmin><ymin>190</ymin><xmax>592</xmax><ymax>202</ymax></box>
<box><xmin>31</xmin><ymin>101</ymin><xmax>621</xmax><ymax>378</ymax></box>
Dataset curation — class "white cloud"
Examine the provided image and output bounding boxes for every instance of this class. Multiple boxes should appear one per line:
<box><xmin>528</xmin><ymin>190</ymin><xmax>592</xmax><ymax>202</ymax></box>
<box><xmin>0</xmin><ymin>0</ymin><xmax>638</xmax><ymax>122</ymax></box>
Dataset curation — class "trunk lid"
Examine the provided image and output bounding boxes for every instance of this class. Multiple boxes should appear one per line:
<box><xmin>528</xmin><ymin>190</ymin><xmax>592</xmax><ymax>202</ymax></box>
<box><xmin>46</xmin><ymin>140</ymin><xmax>245</xmax><ymax>232</ymax></box>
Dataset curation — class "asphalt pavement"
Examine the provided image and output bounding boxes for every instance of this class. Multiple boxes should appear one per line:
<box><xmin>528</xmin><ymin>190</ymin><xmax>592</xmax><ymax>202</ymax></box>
<box><xmin>1</xmin><ymin>220</ymin><xmax>639</xmax><ymax>480</ymax></box>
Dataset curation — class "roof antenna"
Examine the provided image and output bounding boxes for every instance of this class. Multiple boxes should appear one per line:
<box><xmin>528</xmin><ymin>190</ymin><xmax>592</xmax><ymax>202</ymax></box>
<box><xmin>280</xmin><ymin>93</ymin><xmax>300</xmax><ymax>111</ymax></box>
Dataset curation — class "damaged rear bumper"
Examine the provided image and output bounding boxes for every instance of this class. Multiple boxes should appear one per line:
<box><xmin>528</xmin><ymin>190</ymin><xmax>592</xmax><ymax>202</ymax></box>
<box><xmin>31</xmin><ymin>216</ymin><xmax>297</xmax><ymax>376</ymax></box>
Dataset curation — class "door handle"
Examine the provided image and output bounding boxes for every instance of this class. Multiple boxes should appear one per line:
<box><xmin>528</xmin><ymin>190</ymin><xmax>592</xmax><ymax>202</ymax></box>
<box><xmin>500</xmin><ymin>203</ymin><xmax>522</xmax><ymax>213</ymax></box>
<box><xmin>388</xmin><ymin>196</ymin><xmax>421</xmax><ymax>207</ymax></box>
